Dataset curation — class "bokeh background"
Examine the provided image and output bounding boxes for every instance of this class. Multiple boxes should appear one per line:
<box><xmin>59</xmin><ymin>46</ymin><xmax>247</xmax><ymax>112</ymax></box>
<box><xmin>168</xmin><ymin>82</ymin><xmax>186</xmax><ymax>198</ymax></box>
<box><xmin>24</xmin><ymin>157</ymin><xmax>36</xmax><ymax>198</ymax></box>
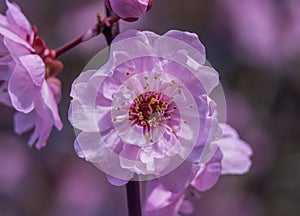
<box><xmin>0</xmin><ymin>0</ymin><xmax>300</xmax><ymax>215</ymax></box>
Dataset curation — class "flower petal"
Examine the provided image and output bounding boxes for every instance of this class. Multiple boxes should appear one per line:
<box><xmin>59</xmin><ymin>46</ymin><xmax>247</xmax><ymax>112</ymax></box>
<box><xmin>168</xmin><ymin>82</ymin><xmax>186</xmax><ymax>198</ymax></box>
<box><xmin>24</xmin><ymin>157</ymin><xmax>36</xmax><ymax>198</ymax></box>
<box><xmin>0</xmin><ymin>26</ymin><xmax>33</xmax><ymax>51</ymax></box>
<box><xmin>219</xmin><ymin>124</ymin><xmax>253</xmax><ymax>175</ymax></box>
<box><xmin>3</xmin><ymin>37</ymin><xmax>30</xmax><ymax>59</ymax></box>
<box><xmin>8</xmin><ymin>64</ymin><xmax>36</xmax><ymax>113</ymax></box>
<box><xmin>5</xmin><ymin>0</ymin><xmax>32</xmax><ymax>37</ymax></box>
<box><xmin>39</xmin><ymin>81</ymin><xmax>63</xmax><ymax>130</ymax></box>
<box><xmin>144</xmin><ymin>180</ymin><xmax>184</xmax><ymax>216</ymax></box>
<box><xmin>159</xmin><ymin>161</ymin><xmax>199</xmax><ymax>193</ymax></box>
<box><xmin>156</xmin><ymin>30</ymin><xmax>206</xmax><ymax>65</ymax></box>
<box><xmin>28</xmin><ymin>112</ymin><xmax>52</xmax><ymax>149</ymax></box>
<box><xmin>14</xmin><ymin>111</ymin><xmax>35</xmax><ymax>134</ymax></box>
<box><xmin>190</xmin><ymin>149</ymin><xmax>222</xmax><ymax>191</ymax></box>
<box><xmin>69</xmin><ymin>70</ymin><xmax>110</xmax><ymax>132</ymax></box>
<box><xmin>75</xmin><ymin>131</ymin><xmax>134</xmax><ymax>181</ymax></box>
<box><xmin>108</xmin><ymin>0</ymin><xmax>148</xmax><ymax>19</ymax></box>
<box><xmin>106</xmin><ymin>175</ymin><xmax>129</xmax><ymax>186</ymax></box>
<box><xmin>19</xmin><ymin>54</ymin><xmax>45</xmax><ymax>86</ymax></box>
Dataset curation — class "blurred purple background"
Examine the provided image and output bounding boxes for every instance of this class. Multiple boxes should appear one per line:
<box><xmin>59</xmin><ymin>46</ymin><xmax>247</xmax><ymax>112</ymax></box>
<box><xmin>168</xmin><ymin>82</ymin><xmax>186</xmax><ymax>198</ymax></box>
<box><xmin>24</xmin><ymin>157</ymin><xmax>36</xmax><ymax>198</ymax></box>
<box><xmin>0</xmin><ymin>0</ymin><xmax>300</xmax><ymax>215</ymax></box>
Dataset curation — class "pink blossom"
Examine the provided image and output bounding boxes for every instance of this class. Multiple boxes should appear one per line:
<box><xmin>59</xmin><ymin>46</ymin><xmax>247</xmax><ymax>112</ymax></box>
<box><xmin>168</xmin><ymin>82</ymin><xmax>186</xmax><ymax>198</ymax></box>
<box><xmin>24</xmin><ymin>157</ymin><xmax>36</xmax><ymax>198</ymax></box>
<box><xmin>144</xmin><ymin>124</ymin><xmax>252</xmax><ymax>215</ymax></box>
<box><xmin>105</xmin><ymin>0</ymin><xmax>152</xmax><ymax>21</ymax></box>
<box><xmin>0</xmin><ymin>0</ymin><xmax>63</xmax><ymax>148</ymax></box>
<box><xmin>69</xmin><ymin>29</ymin><xmax>223</xmax><ymax>192</ymax></box>
<box><xmin>144</xmin><ymin>180</ymin><xmax>193</xmax><ymax>216</ymax></box>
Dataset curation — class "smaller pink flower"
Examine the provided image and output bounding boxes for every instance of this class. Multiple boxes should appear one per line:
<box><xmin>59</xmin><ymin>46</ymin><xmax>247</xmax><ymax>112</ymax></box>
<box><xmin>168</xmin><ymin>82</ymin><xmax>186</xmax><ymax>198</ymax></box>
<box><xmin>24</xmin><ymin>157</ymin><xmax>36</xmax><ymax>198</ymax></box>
<box><xmin>0</xmin><ymin>1</ymin><xmax>63</xmax><ymax>148</ymax></box>
<box><xmin>144</xmin><ymin>124</ymin><xmax>252</xmax><ymax>216</ymax></box>
<box><xmin>144</xmin><ymin>180</ymin><xmax>193</xmax><ymax>216</ymax></box>
<box><xmin>105</xmin><ymin>0</ymin><xmax>152</xmax><ymax>21</ymax></box>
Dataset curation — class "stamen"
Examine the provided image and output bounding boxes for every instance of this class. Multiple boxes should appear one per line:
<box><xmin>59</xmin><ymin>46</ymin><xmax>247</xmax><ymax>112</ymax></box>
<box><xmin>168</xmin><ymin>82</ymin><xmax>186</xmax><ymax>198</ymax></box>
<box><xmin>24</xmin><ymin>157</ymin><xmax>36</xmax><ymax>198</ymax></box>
<box><xmin>127</xmin><ymin>91</ymin><xmax>180</xmax><ymax>141</ymax></box>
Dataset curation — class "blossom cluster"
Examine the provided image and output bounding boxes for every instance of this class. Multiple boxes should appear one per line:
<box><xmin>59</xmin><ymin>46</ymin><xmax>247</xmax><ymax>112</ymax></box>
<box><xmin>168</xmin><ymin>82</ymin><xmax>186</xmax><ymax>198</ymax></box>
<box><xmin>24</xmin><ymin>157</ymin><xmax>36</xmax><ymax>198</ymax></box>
<box><xmin>0</xmin><ymin>0</ymin><xmax>62</xmax><ymax>148</ymax></box>
<box><xmin>0</xmin><ymin>1</ymin><xmax>253</xmax><ymax>215</ymax></box>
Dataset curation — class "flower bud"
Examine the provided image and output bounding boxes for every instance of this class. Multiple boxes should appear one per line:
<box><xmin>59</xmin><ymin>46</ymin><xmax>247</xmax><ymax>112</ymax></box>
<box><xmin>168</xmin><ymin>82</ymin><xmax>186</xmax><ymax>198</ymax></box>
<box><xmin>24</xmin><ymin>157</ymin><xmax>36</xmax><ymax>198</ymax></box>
<box><xmin>105</xmin><ymin>0</ymin><xmax>152</xmax><ymax>21</ymax></box>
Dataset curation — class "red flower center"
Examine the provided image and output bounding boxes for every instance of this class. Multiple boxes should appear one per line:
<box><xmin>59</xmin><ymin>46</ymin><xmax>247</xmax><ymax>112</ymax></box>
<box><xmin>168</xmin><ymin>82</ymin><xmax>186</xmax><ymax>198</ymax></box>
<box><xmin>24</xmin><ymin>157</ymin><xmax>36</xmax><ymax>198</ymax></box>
<box><xmin>128</xmin><ymin>91</ymin><xmax>176</xmax><ymax>133</ymax></box>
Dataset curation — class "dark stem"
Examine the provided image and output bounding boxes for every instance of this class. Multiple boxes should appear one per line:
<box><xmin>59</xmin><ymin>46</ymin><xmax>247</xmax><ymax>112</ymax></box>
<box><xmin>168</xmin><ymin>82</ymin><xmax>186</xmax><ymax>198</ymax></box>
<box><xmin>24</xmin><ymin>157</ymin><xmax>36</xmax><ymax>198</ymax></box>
<box><xmin>55</xmin><ymin>13</ymin><xmax>120</xmax><ymax>57</ymax></box>
<box><xmin>55</xmin><ymin>36</ymin><xmax>84</xmax><ymax>57</ymax></box>
<box><xmin>102</xmin><ymin>10</ymin><xmax>120</xmax><ymax>46</ymax></box>
<box><xmin>103</xmin><ymin>6</ymin><xmax>114</xmax><ymax>45</ymax></box>
<box><xmin>126</xmin><ymin>181</ymin><xmax>142</xmax><ymax>216</ymax></box>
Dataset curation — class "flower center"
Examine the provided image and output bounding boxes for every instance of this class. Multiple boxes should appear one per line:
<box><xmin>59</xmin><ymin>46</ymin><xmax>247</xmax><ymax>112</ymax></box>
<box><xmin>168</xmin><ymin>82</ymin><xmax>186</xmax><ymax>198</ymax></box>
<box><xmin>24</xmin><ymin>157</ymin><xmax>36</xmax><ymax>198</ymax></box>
<box><xmin>128</xmin><ymin>91</ymin><xmax>174</xmax><ymax>132</ymax></box>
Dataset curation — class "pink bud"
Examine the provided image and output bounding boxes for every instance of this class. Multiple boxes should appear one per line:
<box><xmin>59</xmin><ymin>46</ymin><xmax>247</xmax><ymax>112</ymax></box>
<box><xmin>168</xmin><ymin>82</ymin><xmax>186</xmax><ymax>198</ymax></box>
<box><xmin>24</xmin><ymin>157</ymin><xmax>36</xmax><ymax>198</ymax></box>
<box><xmin>105</xmin><ymin>0</ymin><xmax>152</xmax><ymax>21</ymax></box>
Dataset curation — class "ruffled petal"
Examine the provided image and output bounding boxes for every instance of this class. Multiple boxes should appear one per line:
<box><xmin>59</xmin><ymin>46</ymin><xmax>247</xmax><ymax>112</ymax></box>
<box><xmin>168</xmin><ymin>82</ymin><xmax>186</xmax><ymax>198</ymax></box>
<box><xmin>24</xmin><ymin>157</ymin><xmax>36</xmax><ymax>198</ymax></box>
<box><xmin>19</xmin><ymin>54</ymin><xmax>45</xmax><ymax>86</ymax></box>
<box><xmin>219</xmin><ymin>124</ymin><xmax>253</xmax><ymax>175</ymax></box>
<box><xmin>69</xmin><ymin>70</ymin><xmax>110</xmax><ymax>132</ymax></box>
<box><xmin>5</xmin><ymin>0</ymin><xmax>32</xmax><ymax>37</ymax></box>
<box><xmin>75</xmin><ymin>131</ymin><xmax>134</xmax><ymax>181</ymax></box>
<box><xmin>155</xmin><ymin>30</ymin><xmax>206</xmax><ymax>66</ymax></box>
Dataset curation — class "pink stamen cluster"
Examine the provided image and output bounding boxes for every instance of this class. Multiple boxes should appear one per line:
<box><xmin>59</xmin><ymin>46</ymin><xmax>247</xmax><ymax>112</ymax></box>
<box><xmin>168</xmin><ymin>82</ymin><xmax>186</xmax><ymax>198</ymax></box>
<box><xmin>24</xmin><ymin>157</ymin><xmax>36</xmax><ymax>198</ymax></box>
<box><xmin>128</xmin><ymin>91</ymin><xmax>177</xmax><ymax>135</ymax></box>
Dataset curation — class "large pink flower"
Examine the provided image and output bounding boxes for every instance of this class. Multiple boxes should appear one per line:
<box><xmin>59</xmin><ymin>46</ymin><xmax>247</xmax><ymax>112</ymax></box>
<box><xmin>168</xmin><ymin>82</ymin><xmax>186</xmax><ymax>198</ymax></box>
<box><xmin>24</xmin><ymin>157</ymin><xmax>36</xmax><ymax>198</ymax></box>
<box><xmin>69</xmin><ymin>29</ymin><xmax>225</xmax><ymax>192</ymax></box>
<box><xmin>0</xmin><ymin>0</ymin><xmax>63</xmax><ymax>149</ymax></box>
<box><xmin>105</xmin><ymin>0</ymin><xmax>152</xmax><ymax>21</ymax></box>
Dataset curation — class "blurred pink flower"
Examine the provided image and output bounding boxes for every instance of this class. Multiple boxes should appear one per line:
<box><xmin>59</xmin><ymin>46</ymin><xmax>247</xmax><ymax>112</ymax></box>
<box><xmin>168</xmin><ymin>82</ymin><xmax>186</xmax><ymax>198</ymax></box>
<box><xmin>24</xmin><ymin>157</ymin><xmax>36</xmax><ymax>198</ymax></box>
<box><xmin>218</xmin><ymin>124</ymin><xmax>253</xmax><ymax>175</ymax></box>
<box><xmin>105</xmin><ymin>0</ymin><xmax>152</xmax><ymax>21</ymax></box>
<box><xmin>144</xmin><ymin>125</ymin><xmax>252</xmax><ymax>216</ymax></box>
<box><xmin>0</xmin><ymin>0</ymin><xmax>63</xmax><ymax>148</ymax></box>
<box><xmin>214</xmin><ymin>0</ymin><xmax>300</xmax><ymax>67</ymax></box>
<box><xmin>69</xmin><ymin>29</ymin><xmax>224</xmax><ymax>192</ymax></box>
